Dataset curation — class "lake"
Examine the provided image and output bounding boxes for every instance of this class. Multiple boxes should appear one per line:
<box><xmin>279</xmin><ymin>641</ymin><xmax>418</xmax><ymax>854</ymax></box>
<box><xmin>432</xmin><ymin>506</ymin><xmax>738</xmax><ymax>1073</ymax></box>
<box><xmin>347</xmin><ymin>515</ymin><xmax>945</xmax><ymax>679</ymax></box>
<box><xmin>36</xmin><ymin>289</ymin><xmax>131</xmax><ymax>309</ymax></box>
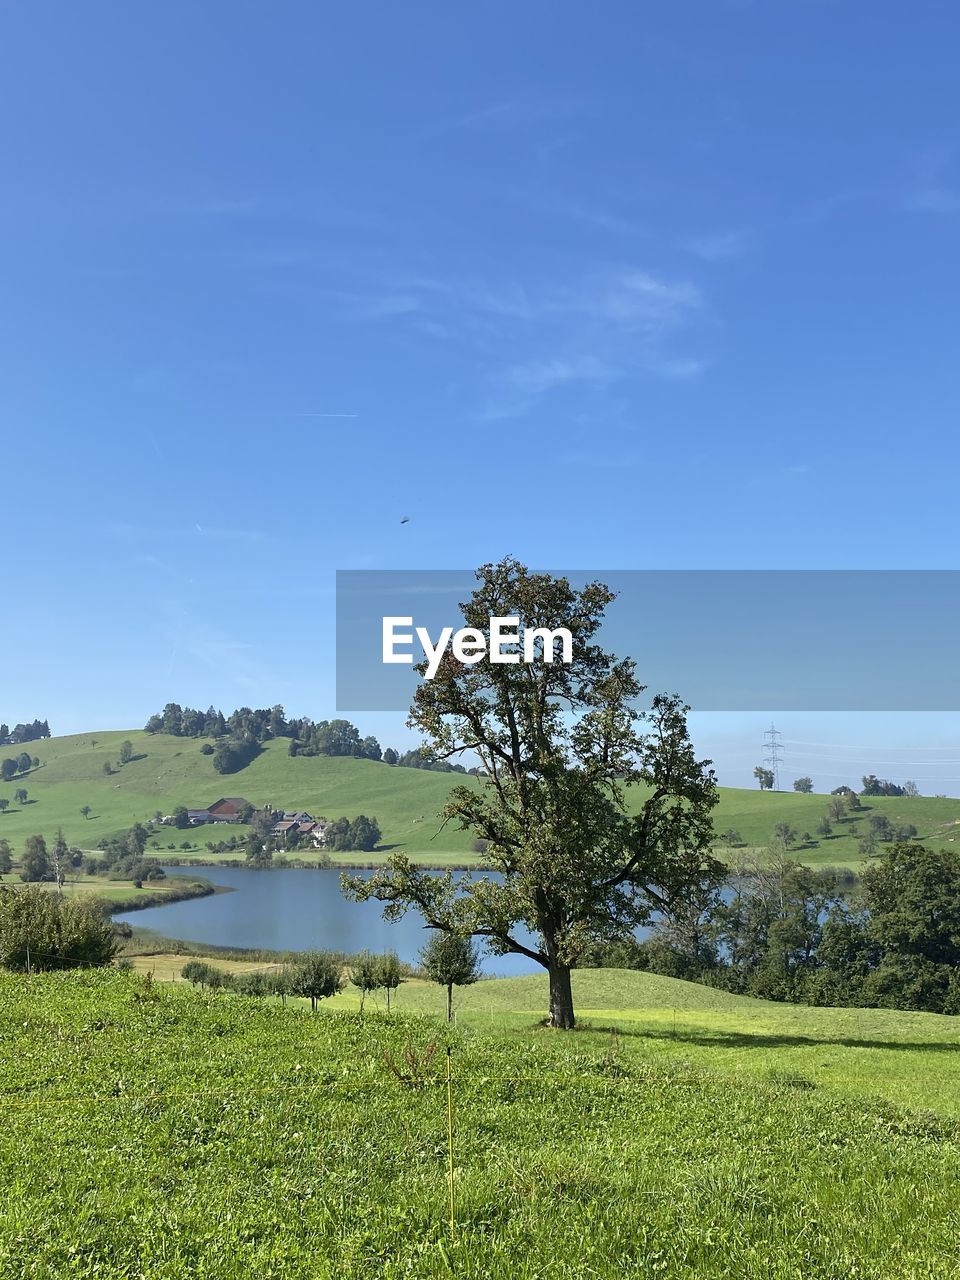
<box><xmin>114</xmin><ymin>865</ymin><xmax>542</xmax><ymax>976</ymax></box>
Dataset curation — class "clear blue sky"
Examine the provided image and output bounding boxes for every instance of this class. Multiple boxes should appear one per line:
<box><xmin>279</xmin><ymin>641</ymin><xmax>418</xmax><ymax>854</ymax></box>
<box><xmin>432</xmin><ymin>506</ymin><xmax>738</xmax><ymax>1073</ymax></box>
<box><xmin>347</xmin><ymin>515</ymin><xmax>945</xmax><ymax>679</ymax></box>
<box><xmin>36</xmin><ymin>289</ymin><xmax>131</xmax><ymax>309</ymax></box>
<box><xmin>6</xmin><ymin>3</ymin><xmax>960</xmax><ymax>790</ymax></box>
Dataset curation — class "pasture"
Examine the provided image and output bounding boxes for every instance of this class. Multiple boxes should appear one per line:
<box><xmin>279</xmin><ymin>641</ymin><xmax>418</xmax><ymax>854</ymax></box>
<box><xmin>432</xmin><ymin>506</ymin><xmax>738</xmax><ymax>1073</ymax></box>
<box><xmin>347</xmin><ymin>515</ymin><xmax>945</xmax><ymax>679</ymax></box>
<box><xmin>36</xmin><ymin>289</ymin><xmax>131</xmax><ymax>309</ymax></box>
<box><xmin>2</xmin><ymin>730</ymin><xmax>959</xmax><ymax>871</ymax></box>
<box><xmin>1</xmin><ymin>966</ymin><xmax>958</xmax><ymax>1278</ymax></box>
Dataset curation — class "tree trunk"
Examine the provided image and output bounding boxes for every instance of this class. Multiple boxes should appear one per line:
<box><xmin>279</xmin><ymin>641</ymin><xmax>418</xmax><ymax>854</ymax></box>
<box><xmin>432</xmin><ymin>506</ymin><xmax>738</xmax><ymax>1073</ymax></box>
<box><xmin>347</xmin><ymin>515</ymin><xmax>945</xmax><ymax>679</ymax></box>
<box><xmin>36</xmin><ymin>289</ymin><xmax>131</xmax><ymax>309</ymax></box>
<box><xmin>548</xmin><ymin>964</ymin><xmax>575</xmax><ymax>1028</ymax></box>
<box><xmin>446</xmin><ymin>982</ymin><xmax>453</xmax><ymax>1022</ymax></box>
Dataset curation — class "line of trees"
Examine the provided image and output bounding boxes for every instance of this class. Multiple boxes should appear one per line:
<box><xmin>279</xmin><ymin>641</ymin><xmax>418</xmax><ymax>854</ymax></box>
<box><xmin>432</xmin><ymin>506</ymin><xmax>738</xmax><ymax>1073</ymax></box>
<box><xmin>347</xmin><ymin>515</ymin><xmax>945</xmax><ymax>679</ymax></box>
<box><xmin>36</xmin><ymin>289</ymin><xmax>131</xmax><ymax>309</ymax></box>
<box><xmin>145</xmin><ymin>701</ymin><xmax>482</xmax><ymax>775</ymax></box>
<box><xmin>182</xmin><ymin>950</ymin><xmax>347</xmax><ymax>1012</ymax></box>
<box><xmin>0</xmin><ymin>720</ymin><xmax>50</xmax><ymax>746</ymax></box>
<box><xmin>182</xmin><ymin>940</ymin><xmax>479</xmax><ymax>1021</ymax></box>
<box><xmin>586</xmin><ymin>841</ymin><xmax>960</xmax><ymax>1015</ymax></box>
<box><xmin>1</xmin><ymin>753</ymin><xmax>38</xmax><ymax>783</ymax></box>
<box><xmin>752</xmin><ymin>771</ymin><xmax>922</xmax><ymax>797</ymax></box>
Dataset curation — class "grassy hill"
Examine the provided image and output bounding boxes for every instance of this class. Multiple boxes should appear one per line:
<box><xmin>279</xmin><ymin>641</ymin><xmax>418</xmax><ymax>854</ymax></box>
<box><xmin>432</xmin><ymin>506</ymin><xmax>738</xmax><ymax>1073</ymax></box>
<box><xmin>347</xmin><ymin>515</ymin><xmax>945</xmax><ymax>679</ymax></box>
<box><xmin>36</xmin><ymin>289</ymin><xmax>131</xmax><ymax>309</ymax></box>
<box><xmin>2</xmin><ymin>729</ymin><xmax>960</xmax><ymax>868</ymax></box>
<box><xmin>3</xmin><ymin>965</ymin><xmax>960</xmax><ymax>1277</ymax></box>
<box><xmin>0</xmin><ymin>730</ymin><xmax>479</xmax><ymax>861</ymax></box>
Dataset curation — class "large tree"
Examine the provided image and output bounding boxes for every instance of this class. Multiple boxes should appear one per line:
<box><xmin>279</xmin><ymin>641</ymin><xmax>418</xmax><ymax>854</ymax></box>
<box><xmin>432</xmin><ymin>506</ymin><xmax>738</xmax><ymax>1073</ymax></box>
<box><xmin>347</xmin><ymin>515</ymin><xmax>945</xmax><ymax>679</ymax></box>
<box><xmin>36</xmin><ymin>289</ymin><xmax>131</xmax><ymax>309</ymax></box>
<box><xmin>344</xmin><ymin>559</ymin><xmax>720</xmax><ymax>1028</ymax></box>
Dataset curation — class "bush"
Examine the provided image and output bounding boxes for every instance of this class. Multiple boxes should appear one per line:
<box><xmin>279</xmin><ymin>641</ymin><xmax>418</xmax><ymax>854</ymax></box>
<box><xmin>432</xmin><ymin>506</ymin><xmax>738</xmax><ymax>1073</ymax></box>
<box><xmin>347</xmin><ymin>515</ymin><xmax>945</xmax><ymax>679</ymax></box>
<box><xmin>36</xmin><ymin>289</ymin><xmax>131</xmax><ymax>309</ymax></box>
<box><xmin>0</xmin><ymin>887</ymin><xmax>119</xmax><ymax>971</ymax></box>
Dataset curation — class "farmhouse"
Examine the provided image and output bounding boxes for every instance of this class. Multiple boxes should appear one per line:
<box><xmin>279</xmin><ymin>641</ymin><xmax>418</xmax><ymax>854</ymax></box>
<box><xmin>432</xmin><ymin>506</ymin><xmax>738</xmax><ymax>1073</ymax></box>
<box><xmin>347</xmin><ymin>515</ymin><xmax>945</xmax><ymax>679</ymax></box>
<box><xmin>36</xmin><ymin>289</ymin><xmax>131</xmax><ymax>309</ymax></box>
<box><xmin>208</xmin><ymin>797</ymin><xmax>251</xmax><ymax>818</ymax></box>
<box><xmin>271</xmin><ymin>814</ymin><xmax>330</xmax><ymax>847</ymax></box>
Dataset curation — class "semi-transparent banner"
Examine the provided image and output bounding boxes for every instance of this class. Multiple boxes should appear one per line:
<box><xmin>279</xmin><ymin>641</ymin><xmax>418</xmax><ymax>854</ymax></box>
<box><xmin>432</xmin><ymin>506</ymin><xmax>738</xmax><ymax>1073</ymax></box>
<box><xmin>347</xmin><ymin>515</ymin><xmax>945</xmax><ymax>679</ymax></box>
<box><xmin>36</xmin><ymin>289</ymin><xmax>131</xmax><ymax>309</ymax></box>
<box><xmin>335</xmin><ymin>569</ymin><xmax>960</xmax><ymax>712</ymax></box>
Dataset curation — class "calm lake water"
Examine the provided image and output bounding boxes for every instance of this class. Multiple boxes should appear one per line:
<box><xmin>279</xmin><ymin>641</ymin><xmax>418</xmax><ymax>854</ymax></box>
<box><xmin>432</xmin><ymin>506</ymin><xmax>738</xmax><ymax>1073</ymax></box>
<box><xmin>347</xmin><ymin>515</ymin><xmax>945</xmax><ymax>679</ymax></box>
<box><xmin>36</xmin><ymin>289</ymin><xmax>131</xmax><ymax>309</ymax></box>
<box><xmin>114</xmin><ymin>866</ymin><xmax>541</xmax><ymax>977</ymax></box>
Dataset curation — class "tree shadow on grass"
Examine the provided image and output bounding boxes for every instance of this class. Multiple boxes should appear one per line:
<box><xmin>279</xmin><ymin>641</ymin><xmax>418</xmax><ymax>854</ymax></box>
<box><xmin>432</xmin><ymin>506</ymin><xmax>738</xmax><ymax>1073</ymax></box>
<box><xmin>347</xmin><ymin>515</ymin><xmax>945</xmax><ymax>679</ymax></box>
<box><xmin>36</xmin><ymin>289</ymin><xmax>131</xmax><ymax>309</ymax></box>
<box><xmin>575</xmin><ymin>1019</ymin><xmax>960</xmax><ymax>1054</ymax></box>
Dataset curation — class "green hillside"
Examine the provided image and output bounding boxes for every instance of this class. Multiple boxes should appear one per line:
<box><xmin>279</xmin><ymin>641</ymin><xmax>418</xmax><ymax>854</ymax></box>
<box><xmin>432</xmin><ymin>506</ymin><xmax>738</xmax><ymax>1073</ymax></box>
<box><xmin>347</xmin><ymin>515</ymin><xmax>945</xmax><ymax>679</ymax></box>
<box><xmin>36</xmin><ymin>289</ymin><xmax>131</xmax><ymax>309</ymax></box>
<box><xmin>0</xmin><ymin>730</ymin><xmax>479</xmax><ymax>860</ymax></box>
<box><xmin>3</xmin><ymin>965</ymin><xmax>960</xmax><ymax>1278</ymax></box>
<box><xmin>2</xmin><ymin>729</ymin><xmax>960</xmax><ymax>868</ymax></box>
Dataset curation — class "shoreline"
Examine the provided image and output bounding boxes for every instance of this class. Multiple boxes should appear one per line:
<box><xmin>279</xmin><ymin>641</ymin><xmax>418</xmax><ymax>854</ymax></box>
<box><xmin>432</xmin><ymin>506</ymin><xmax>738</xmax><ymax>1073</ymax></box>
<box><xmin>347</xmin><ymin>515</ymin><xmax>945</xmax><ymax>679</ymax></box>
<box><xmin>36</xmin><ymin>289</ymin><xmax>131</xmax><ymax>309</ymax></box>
<box><xmin>149</xmin><ymin>856</ymin><xmax>490</xmax><ymax>872</ymax></box>
<box><xmin>106</xmin><ymin>875</ymin><xmax>220</xmax><ymax>915</ymax></box>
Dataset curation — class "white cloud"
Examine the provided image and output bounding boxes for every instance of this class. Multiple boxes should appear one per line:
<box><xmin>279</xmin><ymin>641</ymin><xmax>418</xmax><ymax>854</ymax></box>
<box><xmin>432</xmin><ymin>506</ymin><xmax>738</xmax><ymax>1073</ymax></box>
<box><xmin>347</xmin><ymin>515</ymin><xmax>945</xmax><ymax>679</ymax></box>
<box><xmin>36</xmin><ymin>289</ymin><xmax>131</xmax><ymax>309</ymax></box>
<box><xmin>343</xmin><ymin>264</ymin><xmax>707</xmax><ymax>418</ymax></box>
<box><xmin>502</xmin><ymin>355</ymin><xmax>616</xmax><ymax>397</ymax></box>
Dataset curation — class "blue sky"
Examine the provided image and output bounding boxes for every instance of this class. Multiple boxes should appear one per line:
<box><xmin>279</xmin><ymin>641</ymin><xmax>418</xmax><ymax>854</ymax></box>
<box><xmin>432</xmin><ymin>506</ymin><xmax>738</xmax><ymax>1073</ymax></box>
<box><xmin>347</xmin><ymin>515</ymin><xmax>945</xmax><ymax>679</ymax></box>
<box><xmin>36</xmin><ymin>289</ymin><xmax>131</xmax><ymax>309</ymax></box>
<box><xmin>6</xmin><ymin>2</ymin><xmax>960</xmax><ymax>790</ymax></box>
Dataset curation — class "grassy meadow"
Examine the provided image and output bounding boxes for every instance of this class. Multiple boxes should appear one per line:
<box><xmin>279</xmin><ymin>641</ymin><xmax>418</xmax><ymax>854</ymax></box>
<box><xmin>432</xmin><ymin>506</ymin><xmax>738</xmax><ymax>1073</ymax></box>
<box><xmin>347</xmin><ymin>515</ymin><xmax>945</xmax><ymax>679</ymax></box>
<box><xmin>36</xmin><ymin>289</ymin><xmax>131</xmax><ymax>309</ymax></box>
<box><xmin>2</xmin><ymin>965</ymin><xmax>959</xmax><ymax>1278</ymax></box>
<box><xmin>2</xmin><ymin>730</ymin><xmax>959</xmax><ymax>870</ymax></box>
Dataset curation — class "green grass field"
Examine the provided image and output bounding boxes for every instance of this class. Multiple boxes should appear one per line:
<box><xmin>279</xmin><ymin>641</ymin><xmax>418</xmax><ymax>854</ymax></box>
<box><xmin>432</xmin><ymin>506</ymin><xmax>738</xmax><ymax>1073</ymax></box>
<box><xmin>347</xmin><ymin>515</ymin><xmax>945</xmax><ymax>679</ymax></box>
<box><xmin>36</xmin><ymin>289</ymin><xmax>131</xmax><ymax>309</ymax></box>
<box><xmin>2</xmin><ymin>965</ymin><xmax>959</xmax><ymax>1278</ymax></box>
<box><xmin>2</xmin><ymin>729</ymin><xmax>959</xmax><ymax>870</ymax></box>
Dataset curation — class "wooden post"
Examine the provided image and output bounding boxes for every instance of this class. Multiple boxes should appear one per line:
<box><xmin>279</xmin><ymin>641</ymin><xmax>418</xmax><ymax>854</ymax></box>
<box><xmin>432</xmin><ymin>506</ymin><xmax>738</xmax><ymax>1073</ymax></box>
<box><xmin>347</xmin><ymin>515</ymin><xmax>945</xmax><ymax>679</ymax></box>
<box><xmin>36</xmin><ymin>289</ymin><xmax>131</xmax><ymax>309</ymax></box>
<box><xmin>446</xmin><ymin>1047</ymin><xmax>455</xmax><ymax>1236</ymax></box>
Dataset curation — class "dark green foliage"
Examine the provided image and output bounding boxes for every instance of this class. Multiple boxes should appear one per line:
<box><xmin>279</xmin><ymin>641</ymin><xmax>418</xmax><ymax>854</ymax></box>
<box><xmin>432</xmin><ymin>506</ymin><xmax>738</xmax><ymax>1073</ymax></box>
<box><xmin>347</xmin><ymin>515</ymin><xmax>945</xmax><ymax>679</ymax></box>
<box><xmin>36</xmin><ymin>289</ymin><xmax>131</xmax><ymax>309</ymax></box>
<box><xmin>861</xmin><ymin>775</ymin><xmax>906</xmax><ymax>797</ymax></box>
<box><xmin>324</xmin><ymin>814</ymin><xmax>382</xmax><ymax>852</ymax></box>
<box><xmin>0</xmin><ymin>839</ymin><xmax>11</xmax><ymax>874</ymax></box>
<box><xmin>753</xmin><ymin>766</ymin><xmax>774</xmax><ymax>790</ymax></box>
<box><xmin>20</xmin><ymin>834</ymin><xmax>50</xmax><ymax>882</ymax></box>
<box><xmin>212</xmin><ymin>738</ymin><xmax>260</xmax><ymax>774</ymax></box>
<box><xmin>289</xmin><ymin>950</ymin><xmax>344</xmax><ymax>1011</ymax></box>
<box><xmin>419</xmin><ymin>932</ymin><xmax>480</xmax><ymax>1020</ymax></box>
<box><xmin>792</xmin><ymin>777</ymin><xmax>813</xmax><ymax>793</ymax></box>
<box><xmin>346</xmin><ymin>559</ymin><xmax>720</xmax><ymax>1029</ymax></box>
<box><xmin>1</xmin><ymin>718</ymin><xmax>49</xmax><ymax>744</ymax></box>
<box><xmin>0</xmin><ymin>886</ymin><xmax>118</xmax><ymax>970</ymax></box>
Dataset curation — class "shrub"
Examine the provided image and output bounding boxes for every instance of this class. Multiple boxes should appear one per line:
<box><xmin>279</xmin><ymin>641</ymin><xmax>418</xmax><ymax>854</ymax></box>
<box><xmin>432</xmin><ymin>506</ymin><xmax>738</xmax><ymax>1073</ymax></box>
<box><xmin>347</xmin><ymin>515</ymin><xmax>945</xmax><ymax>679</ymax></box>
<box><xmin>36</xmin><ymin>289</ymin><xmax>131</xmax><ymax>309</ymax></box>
<box><xmin>0</xmin><ymin>887</ymin><xmax>118</xmax><ymax>971</ymax></box>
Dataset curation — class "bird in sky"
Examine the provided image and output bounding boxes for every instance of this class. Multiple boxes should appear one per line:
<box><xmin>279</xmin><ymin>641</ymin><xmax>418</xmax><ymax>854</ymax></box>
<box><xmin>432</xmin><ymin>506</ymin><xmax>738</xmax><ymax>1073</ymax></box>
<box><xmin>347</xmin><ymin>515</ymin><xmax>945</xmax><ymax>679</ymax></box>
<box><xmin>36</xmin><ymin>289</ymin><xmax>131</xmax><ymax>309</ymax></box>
<box><xmin>400</xmin><ymin>516</ymin><xmax>410</xmax><ymax>524</ymax></box>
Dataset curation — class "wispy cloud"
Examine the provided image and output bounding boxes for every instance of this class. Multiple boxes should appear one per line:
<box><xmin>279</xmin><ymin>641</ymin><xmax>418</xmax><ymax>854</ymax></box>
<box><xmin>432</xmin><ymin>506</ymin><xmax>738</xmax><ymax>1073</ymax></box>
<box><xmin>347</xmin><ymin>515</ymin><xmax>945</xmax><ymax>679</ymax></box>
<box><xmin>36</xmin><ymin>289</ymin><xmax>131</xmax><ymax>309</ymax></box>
<box><xmin>335</xmin><ymin>263</ymin><xmax>707</xmax><ymax>419</ymax></box>
<box><xmin>681</xmin><ymin>229</ymin><xmax>751</xmax><ymax>262</ymax></box>
<box><xmin>501</xmin><ymin>355</ymin><xmax>616</xmax><ymax>399</ymax></box>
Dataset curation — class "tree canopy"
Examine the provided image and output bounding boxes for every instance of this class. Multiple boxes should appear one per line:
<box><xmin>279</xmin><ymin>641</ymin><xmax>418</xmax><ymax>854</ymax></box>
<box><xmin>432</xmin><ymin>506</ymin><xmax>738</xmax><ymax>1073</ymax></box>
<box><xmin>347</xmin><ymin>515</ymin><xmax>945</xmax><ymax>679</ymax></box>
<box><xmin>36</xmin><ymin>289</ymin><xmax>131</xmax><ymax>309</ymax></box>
<box><xmin>344</xmin><ymin>558</ymin><xmax>720</xmax><ymax>1028</ymax></box>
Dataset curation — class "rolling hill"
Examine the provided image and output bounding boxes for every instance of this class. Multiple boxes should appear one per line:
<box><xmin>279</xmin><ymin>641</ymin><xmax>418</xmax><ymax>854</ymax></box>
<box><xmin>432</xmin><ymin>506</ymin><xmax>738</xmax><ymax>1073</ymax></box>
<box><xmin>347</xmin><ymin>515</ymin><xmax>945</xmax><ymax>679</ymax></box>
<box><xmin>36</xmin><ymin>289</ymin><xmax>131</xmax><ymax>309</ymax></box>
<box><xmin>2</xmin><ymin>729</ymin><xmax>960</xmax><ymax>868</ymax></box>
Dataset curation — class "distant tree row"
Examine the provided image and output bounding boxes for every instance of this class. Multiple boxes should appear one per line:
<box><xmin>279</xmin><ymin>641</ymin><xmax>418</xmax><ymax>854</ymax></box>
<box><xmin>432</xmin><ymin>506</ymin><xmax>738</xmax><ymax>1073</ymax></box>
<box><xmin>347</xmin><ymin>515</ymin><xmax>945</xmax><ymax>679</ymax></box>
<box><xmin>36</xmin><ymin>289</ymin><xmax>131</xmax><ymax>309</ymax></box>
<box><xmin>146</xmin><ymin>701</ymin><xmax>485</xmax><ymax>776</ymax></box>
<box><xmin>181</xmin><ymin>938</ymin><xmax>480</xmax><ymax>1021</ymax></box>
<box><xmin>752</xmin><ymin>770</ymin><xmax>921</xmax><ymax>798</ymax></box>
<box><xmin>288</xmin><ymin>719</ymin><xmax>382</xmax><ymax>760</ymax></box>
<box><xmin>145</xmin><ymin>703</ymin><xmax>287</xmax><ymax>742</ymax></box>
<box><xmin>183</xmin><ymin>950</ymin><xmax>347</xmax><ymax>1013</ymax></box>
<box><xmin>0</xmin><ymin>720</ymin><xmax>50</xmax><ymax>746</ymax></box>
